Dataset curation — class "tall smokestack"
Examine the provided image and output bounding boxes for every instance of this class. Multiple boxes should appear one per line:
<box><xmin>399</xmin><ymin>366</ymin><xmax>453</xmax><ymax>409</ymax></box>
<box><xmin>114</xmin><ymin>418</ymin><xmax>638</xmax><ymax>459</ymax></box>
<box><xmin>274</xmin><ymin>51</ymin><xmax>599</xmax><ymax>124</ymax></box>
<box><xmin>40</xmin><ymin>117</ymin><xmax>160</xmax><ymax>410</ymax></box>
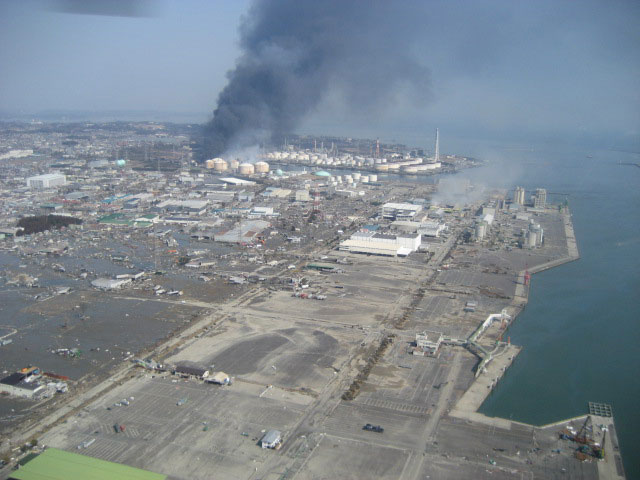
<box><xmin>200</xmin><ymin>1</ymin><xmax>431</xmax><ymax>159</ymax></box>
<box><xmin>434</xmin><ymin>128</ymin><xmax>440</xmax><ymax>163</ymax></box>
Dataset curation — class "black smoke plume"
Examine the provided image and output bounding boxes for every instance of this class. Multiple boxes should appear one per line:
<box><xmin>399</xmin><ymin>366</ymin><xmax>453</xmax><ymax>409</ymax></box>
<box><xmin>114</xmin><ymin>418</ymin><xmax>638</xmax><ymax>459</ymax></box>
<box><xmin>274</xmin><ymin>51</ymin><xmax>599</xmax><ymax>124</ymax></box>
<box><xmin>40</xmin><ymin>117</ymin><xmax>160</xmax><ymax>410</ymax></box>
<box><xmin>201</xmin><ymin>1</ymin><xmax>430</xmax><ymax>159</ymax></box>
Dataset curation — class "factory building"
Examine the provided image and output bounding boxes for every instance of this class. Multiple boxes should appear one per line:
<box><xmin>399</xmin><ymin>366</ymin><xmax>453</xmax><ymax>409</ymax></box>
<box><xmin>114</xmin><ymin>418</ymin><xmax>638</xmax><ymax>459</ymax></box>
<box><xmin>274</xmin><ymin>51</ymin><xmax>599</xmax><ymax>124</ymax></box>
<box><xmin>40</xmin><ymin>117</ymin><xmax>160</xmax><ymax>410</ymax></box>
<box><xmin>26</xmin><ymin>173</ymin><xmax>66</xmax><ymax>189</ymax></box>
<box><xmin>261</xmin><ymin>430</ymin><xmax>282</xmax><ymax>449</ymax></box>
<box><xmin>250</xmin><ymin>206</ymin><xmax>275</xmax><ymax>217</ymax></box>
<box><xmin>381</xmin><ymin>202</ymin><xmax>422</xmax><ymax>220</ymax></box>
<box><xmin>339</xmin><ymin>231</ymin><xmax>421</xmax><ymax>257</ymax></box>
<box><xmin>206</xmin><ymin>371</ymin><xmax>231</xmax><ymax>385</ymax></box>
<box><xmin>524</xmin><ymin>220</ymin><xmax>544</xmax><ymax>248</ymax></box>
<box><xmin>153</xmin><ymin>200</ymin><xmax>209</xmax><ymax>215</ymax></box>
<box><xmin>174</xmin><ymin>364</ymin><xmax>209</xmax><ymax>379</ymax></box>
<box><xmin>411</xmin><ymin>331</ymin><xmax>443</xmax><ymax>356</ymax></box>
<box><xmin>513</xmin><ymin>186</ymin><xmax>525</xmax><ymax>205</ymax></box>
<box><xmin>0</xmin><ymin>372</ymin><xmax>45</xmax><ymax>399</ymax></box>
<box><xmin>214</xmin><ymin>219</ymin><xmax>270</xmax><ymax>243</ymax></box>
<box><xmin>475</xmin><ymin>221</ymin><xmax>488</xmax><ymax>241</ymax></box>
<box><xmin>295</xmin><ymin>189</ymin><xmax>311</xmax><ymax>202</ymax></box>
<box><xmin>534</xmin><ymin>188</ymin><xmax>547</xmax><ymax>209</ymax></box>
<box><xmin>391</xmin><ymin>220</ymin><xmax>446</xmax><ymax>238</ymax></box>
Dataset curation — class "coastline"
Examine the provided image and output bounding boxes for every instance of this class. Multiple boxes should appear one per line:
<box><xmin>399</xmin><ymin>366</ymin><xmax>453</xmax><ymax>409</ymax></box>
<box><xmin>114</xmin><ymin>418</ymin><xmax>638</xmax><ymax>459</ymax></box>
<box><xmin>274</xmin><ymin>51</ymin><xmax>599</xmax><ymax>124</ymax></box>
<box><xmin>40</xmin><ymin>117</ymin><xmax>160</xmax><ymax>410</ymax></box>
<box><xmin>449</xmin><ymin>210</ymin><xmax>625</xmax><ymax>478</ymax></box>
<box><xmin>451</xmin><ymin>209</ymin><xmax>581</xmax><ymax>425</ymax></box>
<box><xmin>1</xmin><ymin>200</ymin><xmax>626</xmax><ymax>480</ymax></box>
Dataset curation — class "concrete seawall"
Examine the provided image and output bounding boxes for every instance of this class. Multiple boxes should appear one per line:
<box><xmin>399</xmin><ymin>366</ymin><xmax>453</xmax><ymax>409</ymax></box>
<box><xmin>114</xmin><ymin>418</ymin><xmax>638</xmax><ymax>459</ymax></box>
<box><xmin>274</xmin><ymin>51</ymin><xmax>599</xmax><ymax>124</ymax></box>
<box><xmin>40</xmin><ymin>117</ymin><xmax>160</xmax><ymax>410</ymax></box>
<box><xmin>528</xmin><ymin>211</ymin><xmax>580</xmax><ymax>274</ymax></box>
<box><xmin>451</xmin><ymin>209</ymin><xmax>581</xmax><ymax>428</ymax></box>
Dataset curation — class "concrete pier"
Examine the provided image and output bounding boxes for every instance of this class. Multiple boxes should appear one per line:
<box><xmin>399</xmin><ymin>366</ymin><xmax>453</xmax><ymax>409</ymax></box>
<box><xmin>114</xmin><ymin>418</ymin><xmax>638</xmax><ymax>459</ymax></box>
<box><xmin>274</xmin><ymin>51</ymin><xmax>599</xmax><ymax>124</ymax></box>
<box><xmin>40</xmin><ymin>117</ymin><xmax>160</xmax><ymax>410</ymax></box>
<box><xmin>450</xmin><ymin>343</ymin><xmax>520</xmax><ymax>429</ymax></box>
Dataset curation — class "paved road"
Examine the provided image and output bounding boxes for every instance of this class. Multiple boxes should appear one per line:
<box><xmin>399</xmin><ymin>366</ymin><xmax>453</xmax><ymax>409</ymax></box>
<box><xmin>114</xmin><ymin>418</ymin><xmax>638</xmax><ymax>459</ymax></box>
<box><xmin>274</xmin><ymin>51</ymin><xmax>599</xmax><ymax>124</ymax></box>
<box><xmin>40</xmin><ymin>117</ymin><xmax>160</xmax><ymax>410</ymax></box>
<box><xmin>399</xmin><ymin>349</ymin><xmax>463</xmax><ymax>480</ymax></box>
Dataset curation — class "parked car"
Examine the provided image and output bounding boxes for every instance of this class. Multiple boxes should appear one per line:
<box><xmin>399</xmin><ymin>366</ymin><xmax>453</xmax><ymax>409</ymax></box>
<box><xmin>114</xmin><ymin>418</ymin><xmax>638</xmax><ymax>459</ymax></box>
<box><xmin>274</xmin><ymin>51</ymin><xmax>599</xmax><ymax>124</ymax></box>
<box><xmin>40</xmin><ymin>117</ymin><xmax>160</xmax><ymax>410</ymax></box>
<box><xmin>363</xmin><ymin>424</ymin><xmax>384</xmax><ymax>433</ymax></box>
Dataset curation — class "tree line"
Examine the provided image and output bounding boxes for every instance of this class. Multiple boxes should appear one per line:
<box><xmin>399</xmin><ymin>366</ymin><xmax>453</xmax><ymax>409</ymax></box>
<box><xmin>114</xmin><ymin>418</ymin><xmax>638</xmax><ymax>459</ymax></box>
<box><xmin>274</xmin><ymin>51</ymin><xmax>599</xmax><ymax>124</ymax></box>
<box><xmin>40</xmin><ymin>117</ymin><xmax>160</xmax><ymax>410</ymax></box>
<box><xmin>16</xmin><ymin>215</ymin><xmax>82</xmax><ymax>236</ymax></box>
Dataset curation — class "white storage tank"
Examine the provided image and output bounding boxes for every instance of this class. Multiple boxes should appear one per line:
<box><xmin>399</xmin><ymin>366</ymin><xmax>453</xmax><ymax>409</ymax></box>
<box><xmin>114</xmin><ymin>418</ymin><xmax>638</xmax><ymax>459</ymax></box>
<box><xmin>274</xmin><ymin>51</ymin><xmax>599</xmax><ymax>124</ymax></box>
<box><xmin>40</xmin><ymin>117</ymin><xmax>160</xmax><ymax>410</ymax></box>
<box><xmin>205</xmin><ymin>159</ymin><xmax>215</xmax><ymax>169</ymax></box>
<box><xmin>368</xmin><ymin>174</ymin><xmax>378</xmax><ymax>182</ymax></box>
<box><xmin>213</xmin><ymin>158</ymin><xmax>228</xmax><ymax>172</ymax></box>
<box><xmin>361</xmin><ymin>175</ymin><xmax>369</xmax><ymax>183</ymax></box>
<box><xmin>239</xmin><ymin>163</ymin><xmax>255</xmax><ymax>175</ymax></box>
<box><xmin>230</xmin><ymin>159</ymin><xmax>240</xmax><ymax>170</ymax></box>
<box><xmin>352</xmin><ymin>172</ymin><xmax>361</xmax><ymax>180</ymax></box>
<box><xmin>255</xmin><ymin>161</ymin><xmax>270</xmax><ymax>173</ymax></box>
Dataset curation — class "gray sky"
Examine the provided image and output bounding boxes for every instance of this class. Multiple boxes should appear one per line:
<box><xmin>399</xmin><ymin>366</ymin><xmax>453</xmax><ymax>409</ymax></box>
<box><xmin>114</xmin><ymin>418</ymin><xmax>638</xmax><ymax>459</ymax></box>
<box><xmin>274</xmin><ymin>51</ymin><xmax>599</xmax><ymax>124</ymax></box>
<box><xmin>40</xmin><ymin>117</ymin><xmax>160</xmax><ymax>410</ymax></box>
<box><xmin>1</xmin><ymin>0</ymin><xmax>638</xmax><ymax>147</ymax></box>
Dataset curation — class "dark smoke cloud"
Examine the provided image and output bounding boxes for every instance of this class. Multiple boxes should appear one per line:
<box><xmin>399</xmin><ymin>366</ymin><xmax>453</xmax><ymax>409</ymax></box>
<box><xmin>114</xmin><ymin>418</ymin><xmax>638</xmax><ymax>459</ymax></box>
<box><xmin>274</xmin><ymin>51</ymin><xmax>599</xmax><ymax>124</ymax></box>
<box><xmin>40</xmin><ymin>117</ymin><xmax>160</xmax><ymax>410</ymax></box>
<box><xmin>50</xmin><ymin>0</ymin><xmax>157</xmax><ymax>17</ymax></box>
<box><xmin>202</xmin><ymin>0</ymin><xmax>431</xmax><ymax>158</ymax></box>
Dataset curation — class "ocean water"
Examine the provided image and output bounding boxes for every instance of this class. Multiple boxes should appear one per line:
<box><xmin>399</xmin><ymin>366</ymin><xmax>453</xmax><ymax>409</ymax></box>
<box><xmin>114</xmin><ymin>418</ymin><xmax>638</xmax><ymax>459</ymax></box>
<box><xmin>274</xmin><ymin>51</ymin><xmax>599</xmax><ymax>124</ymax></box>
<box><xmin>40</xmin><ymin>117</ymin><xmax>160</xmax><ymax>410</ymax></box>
<box><xmin>466</xmin><ymin>145</ymin><xmax>640</xmax><ymax>479</ymax></box>
<box><xmin>365</xmin><ymin>135</ymin><xmax>639</xmax><ymax>477</ymax></box>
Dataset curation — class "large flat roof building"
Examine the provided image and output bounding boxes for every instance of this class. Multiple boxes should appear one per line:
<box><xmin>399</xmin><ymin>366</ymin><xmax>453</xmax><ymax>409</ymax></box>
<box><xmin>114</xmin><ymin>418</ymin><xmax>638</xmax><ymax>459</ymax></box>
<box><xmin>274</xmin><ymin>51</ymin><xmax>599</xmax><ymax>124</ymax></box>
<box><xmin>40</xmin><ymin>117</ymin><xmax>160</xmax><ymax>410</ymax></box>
<box><xmin>381</xmin><ymin>202</ymin><xmax>422</xmax><ymax>220</ymax></box>
<box><xmin>0</xmin><ymin>372</ymin><xmax>45</xmax><ymax>399</ymax></box>
<box><xmin>340</xmin><ymin>231</ymin><xmax>421</xmax><ymax>257</ymax></box>
<box><xmin>153</xmin><ymin>199</ymin><xmax>209</xmax><ymax>215</ymax></box>
<box><xmin>26</xmin><ymin>173</ymin><xmax>66</xmax><ymax>189</ymax></box>
<box><xmin>174</xmin><ymin>363</ymin><xmax>209</xmax><ymax>379</ymax></box>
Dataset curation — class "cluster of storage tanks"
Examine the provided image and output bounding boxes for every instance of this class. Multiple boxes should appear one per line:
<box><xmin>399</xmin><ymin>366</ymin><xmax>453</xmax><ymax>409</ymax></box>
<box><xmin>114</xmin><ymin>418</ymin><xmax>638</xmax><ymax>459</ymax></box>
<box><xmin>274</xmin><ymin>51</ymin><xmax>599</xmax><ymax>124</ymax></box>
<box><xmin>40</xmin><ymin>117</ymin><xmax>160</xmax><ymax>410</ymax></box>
<box><xmin>322</xmin><ymin>173</ymin><xmax>378</xmax><ymax>187</ymax></box>
<box><xmin>204</xmin><ymin>158</ymin><xmax>270</xmax><ymax>175</ymax></box>
<box><xmin>264</xmin><ymin>150</ymin><xmax>440</xmax><ymax>173</ymax></box>
<box><xmin>525</xmin><ymin>221</ymin><xmax>544</xmax><ymax>248</ymax></box>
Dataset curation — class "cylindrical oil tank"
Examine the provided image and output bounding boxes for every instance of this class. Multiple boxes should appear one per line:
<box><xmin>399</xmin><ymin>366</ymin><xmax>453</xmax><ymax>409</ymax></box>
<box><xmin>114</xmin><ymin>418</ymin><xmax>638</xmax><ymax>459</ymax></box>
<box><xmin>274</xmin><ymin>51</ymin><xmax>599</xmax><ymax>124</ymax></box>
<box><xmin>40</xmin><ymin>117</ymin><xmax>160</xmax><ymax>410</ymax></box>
<box><xmin>239</xmin><ymin>163</ymin><xmax>255</xmax><ymax>175</ymax></box>
<box><xmin>368</xmin><ymin>174</ymin><xmax>378</xmax><ymax>182</ymax></box>
<box><xmin>205</xmin><ymin>159</ymin><xmax>215</xmax><ymax>169</ymax></box>
<box><xmin>352</xmin><ymin>172</ymin><xmax>361</xmax><ymax>180</ymax></box>
<box><xmin>255</xmin><ymin>161</ymin><xmax>269</xmax><ymax>173</ymax></box>
<box><xmin>375</xmin><ymin>164</ymin><xmax>389</xmax><ymax>172</ymax></box>
<box><xmin>361</xmin><ymin>175</ymin><xmax>369</xmax><ymax>183</ymax></box>
<box><xmin>230</xmin><ymin>159</ymin><xmax>240</xmax><ymax>170</ymax></box>
<box><xmin>213</xmin><ymin>158</ymin><xmax>228</xmax><ymax>172</ymax></box>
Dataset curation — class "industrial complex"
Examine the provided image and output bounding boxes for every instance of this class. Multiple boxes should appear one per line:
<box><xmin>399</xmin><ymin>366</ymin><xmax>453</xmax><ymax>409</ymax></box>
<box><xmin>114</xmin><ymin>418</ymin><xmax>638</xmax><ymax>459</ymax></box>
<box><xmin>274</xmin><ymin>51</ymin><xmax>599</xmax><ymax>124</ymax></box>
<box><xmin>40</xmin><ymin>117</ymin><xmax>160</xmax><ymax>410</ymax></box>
<box><xmin>0</xmin><ymin>122</ymin><xmax>625</xmax><ymax>479</ymax></box>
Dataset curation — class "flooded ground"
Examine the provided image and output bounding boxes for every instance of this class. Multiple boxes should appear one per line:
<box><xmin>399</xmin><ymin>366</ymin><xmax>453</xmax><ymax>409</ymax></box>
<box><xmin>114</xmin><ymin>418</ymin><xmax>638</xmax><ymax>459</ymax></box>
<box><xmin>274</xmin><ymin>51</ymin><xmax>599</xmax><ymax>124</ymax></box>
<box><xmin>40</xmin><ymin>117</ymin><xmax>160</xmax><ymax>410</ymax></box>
<box><xmin>0</xmin><ymin>232</ymin><xmax>220</xmax><ymax>428</ymax></box>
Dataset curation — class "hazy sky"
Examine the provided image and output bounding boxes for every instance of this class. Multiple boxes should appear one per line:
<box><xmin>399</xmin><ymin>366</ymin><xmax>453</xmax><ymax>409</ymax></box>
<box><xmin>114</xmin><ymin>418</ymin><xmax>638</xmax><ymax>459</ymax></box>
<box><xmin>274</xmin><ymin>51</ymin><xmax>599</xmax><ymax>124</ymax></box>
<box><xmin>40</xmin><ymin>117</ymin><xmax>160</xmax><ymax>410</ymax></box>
<box><xmin>1</xmin><ymin>0</ymin><xmax>638</xmax><ymax>147</ymax></box>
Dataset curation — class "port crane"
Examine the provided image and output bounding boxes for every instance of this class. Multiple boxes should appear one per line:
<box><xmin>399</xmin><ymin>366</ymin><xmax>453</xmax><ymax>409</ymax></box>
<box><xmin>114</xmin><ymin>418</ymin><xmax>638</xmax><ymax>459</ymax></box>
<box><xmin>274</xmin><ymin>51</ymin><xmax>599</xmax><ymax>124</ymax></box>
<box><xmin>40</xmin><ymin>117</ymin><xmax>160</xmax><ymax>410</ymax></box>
<box><xmin>574</xmin><ymin>415</ymin><xmax>592</xmax><ymax>444</ymax></box>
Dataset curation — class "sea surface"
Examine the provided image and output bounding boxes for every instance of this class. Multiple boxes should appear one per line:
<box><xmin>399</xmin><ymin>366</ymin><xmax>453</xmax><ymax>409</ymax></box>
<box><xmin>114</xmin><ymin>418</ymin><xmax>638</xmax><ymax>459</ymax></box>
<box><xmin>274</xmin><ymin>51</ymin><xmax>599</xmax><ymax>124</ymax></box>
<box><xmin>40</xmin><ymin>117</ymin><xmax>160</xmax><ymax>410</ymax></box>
<box><xmin>349</xmin><ymin>137</ymin><xmax>639</xmax><ymax>478</ymax></box>
<box><xmin>456</xmin><ymin>142</ymin><xmax>640</xmax><ymax>479</ymax></box>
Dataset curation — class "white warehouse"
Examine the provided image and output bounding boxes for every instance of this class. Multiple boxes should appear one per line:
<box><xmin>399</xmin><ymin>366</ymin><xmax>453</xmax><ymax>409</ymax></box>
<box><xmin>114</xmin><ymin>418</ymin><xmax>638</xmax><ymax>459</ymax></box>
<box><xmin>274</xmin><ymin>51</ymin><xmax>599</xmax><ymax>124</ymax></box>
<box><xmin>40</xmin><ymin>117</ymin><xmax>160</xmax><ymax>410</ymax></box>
<box><xmin>26</xmin><ymin>173</ymin><xmax>66</xmax><ymax>189</ymax></box>
<box><xmin>339</xmin><ymin>231</ymin><xmax>421</xmax><ymax>257</ymax></box>
<box><xmin>381</xmin><ymin>202</ymin><xmax>422</xmax><ymax>220</ymax></box>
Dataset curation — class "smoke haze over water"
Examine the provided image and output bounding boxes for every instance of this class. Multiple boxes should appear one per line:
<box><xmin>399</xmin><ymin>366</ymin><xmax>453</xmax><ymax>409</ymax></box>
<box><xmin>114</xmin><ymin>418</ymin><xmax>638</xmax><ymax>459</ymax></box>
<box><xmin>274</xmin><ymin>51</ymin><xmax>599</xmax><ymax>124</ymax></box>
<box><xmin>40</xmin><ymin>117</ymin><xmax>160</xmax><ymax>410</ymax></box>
<box><xmin>201</xmin><ymin>0</ymin><xmax>431</xmax><ymax>159</ymax></box>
